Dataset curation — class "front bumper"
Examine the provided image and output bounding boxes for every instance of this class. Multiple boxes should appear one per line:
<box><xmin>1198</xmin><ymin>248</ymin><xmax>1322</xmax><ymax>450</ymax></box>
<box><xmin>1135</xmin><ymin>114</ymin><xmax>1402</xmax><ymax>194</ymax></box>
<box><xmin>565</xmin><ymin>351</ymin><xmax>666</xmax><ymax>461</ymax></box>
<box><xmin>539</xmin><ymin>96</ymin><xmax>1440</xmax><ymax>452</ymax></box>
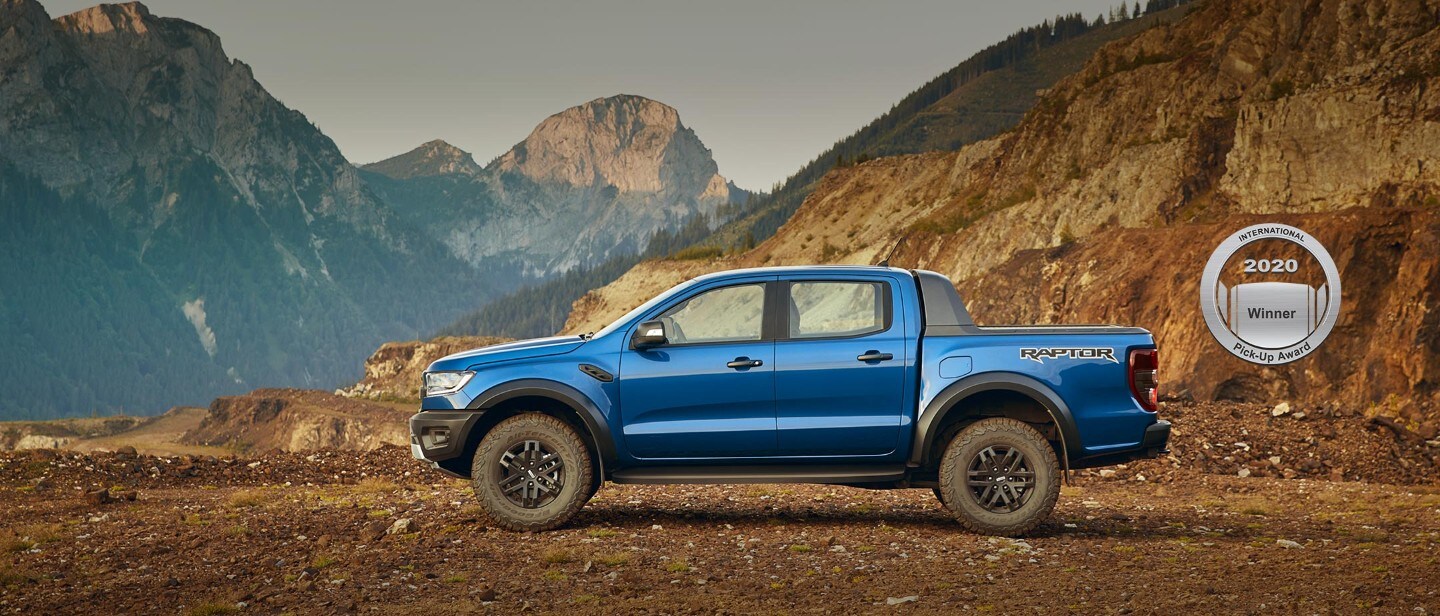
<box><xmin>409</xmin><ymin>411</ymin><xmax>482</xmax><ymax>478</ymax></box>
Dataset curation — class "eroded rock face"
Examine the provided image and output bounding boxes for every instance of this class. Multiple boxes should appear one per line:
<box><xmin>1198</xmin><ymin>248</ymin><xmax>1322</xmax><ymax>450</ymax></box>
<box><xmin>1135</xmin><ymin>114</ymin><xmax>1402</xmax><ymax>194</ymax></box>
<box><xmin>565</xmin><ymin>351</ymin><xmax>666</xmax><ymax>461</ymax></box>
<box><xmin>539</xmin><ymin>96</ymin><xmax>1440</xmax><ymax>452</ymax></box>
<box><xmin>185</xmin><ymin>389</ymin><xmax>409</xmax><ymax>452</ymax></box>
<box><xmin>494</xmin><ymin>95</ymin><xmax>729</xmax><ymax>198</ymax></box>
<box><xmin>337</xmin><ymin>336</ymin><xmax>509</xmax><ymax>401</ymax></box>
<box><xmin>565</xmin><ymin>0</ymin><xmax>1440</xmax><ymax>417</ymax></box>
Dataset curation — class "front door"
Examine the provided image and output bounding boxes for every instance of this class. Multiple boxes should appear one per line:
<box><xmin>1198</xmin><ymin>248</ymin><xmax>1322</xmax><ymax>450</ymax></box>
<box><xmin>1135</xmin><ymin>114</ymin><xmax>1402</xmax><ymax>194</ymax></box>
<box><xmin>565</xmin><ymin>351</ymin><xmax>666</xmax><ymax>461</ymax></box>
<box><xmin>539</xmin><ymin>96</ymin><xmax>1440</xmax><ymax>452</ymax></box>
<box><xmin>775</xmin><ymin>279</ymin><xmax>907</xmax><ymax>456</ymax></box>
<box><xmin>620</xmin><ymin>281</ymin><xmax>777</xmax><ymax>458</ymax></box>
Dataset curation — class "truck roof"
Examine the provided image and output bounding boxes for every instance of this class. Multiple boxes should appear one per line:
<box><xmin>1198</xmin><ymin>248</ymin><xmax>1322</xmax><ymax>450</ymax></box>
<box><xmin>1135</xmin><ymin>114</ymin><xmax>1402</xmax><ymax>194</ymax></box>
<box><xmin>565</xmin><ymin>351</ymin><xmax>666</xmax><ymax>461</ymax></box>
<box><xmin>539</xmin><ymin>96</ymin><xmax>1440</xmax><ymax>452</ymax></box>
<box><xmin>689</xmin><ymin>265</ymin><xmax>912</xmax><ymax>282</ymax></box>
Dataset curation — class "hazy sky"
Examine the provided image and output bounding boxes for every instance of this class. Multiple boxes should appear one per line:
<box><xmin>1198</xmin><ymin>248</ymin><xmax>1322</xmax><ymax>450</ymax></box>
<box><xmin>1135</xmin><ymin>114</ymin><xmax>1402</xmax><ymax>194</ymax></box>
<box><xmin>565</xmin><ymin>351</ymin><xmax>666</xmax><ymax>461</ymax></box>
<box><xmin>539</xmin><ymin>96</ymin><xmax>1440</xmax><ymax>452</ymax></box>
<box><xmin>44</xmin><ymin>0</ymin><xmax>1124</xmax><ymax>189</ymax></box>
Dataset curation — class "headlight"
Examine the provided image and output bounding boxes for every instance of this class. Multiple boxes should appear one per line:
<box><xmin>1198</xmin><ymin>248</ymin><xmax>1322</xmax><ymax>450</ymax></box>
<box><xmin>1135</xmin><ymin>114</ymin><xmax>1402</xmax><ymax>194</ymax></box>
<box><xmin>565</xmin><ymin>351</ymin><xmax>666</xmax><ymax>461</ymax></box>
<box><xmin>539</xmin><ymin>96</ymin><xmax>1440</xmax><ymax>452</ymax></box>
<box><xmin>422</xmin><ymin>371</ymin><xmax>475</xmax><ymax>397</ymax></box>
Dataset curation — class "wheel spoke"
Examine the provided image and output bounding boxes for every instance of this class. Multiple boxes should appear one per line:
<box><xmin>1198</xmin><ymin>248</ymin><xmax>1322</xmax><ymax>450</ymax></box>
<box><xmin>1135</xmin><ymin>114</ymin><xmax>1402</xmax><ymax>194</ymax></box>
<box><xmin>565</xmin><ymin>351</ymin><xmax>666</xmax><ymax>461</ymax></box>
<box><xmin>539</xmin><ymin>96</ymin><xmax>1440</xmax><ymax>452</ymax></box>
<box><xmin>977</xmin><ymin>448</ymin><xmax>997</xmax><ymax>470</ymax></box>
<box><xmin>987</xmin><ymin>485</ymin><xmax>1007</xmax><ymax>508</ymax></box>
<box><xmin>997</xmin><ymin>449</ymin><xmax>1019</xmax><ymax>474</ymax></box>
<box><xmin>976</xmin><ymin>484</ymin><xmax>994</xmax><ymax>505</ymax></box>
<box><xmin>1003</xmin><ymin>450</ymin><xmax>1025</xmax><ymax>475</ymax></box>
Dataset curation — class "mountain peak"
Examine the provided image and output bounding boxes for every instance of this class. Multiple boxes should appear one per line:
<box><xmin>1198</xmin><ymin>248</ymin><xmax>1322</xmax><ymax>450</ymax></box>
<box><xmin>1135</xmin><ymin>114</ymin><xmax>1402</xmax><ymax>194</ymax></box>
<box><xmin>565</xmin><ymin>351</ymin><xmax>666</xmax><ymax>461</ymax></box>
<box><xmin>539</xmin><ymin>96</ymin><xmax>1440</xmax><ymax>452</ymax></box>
<box><xmin>56</xmin><ymin>2</ymin><xmax>153</xmax><ymax>35</ymax></box>
<box><xmin>494</xmin><ymin>94</ymin><xmax>721</xmax><ymax>195</ymax></box>
<box><xmin>0</xmin><ymin>0</ymin><xmax>53</xmax><ymax>35</ymax></box>
<box><xmin>362</xmin><ymin>139</ymin><xmax>482</xmax><ymax>180</ymax></box>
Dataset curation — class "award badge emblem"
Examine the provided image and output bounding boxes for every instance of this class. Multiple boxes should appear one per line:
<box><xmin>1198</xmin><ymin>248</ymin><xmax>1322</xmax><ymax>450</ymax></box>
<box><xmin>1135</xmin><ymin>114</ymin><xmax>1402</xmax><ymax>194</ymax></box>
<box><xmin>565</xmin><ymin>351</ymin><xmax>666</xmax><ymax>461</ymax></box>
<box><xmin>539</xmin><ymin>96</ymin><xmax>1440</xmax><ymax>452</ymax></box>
<box><xmin>1200</xmin><ymin>224</ymin><xmax>1341</xmax><ymax>365</ymax></box>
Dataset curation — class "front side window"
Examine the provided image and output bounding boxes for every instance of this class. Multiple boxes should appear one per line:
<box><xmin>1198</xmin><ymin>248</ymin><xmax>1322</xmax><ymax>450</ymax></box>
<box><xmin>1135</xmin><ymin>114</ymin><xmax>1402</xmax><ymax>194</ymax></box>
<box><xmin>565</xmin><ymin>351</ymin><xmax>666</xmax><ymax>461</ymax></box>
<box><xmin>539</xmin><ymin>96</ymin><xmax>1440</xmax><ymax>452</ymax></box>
<box><xmin>789</xmin><ymin>281</ymin><xmax>886</xmax><ymax>339</ymax></box>
<box><xmin>658</xmin><ymin>284</ymin><xmax>766</xmax><ymax>345</ymax></box>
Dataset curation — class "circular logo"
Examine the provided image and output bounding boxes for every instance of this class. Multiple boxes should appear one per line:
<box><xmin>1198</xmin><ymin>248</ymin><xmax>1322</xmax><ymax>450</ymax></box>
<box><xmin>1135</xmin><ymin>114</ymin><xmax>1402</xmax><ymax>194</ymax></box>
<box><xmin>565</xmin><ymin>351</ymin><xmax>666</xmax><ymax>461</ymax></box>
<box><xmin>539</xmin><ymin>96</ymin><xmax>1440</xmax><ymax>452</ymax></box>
<box><xmin>1200</xmin><ymin>224</ymin><xmax>1341</xmax><ymax>365</ymax></box>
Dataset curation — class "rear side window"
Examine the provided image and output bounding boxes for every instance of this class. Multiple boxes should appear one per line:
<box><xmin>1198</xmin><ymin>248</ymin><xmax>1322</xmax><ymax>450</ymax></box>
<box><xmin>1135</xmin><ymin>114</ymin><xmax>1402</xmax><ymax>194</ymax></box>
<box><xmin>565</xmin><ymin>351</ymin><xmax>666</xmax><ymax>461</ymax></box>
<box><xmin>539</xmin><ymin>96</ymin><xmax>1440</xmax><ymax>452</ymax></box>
<box><xmin>788</xmin><ymin>281</ymin><xmax>886</xmax><ymax>339</ymax></box>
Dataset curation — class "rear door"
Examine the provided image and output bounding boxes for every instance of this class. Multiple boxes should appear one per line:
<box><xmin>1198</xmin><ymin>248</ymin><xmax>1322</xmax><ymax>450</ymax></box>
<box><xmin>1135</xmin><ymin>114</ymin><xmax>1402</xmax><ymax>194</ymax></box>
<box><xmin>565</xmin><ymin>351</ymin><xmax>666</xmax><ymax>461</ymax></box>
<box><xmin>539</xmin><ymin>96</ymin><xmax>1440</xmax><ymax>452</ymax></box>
<box><xmin>774</xmin><ymin>277</ymin><xmax>907</xmax><ymax>456</ymax></box>
<box><xmin>619</xmin><ymin>279</ymin><xmax>778</xmax><ymax>458</ymax></box>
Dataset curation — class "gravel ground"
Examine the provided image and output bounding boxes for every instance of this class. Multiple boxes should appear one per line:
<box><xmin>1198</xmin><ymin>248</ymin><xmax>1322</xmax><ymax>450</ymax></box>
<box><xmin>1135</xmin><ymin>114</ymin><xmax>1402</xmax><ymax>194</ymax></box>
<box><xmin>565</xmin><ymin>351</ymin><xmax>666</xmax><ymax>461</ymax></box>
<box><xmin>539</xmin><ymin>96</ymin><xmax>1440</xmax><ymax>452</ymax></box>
<box><xmin>1</xmin><ymin>443</ymin><xmax>1438</xmax><ymax>615</ymax></box>
<box><xmin>2</xmin><ymin>399</ymin><xmax>1438</xmax><ymax>614</ymax></box>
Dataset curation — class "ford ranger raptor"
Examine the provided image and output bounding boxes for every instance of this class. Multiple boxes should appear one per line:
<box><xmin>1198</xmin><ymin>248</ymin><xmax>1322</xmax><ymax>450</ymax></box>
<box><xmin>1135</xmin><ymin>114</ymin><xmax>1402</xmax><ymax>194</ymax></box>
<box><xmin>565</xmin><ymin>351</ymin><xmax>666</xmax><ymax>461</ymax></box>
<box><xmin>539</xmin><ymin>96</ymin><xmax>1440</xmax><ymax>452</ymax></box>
<box><xmin>411</xmin><ymin>267</ymin><xmax>1168</xmax><ymax>536</ymax></box>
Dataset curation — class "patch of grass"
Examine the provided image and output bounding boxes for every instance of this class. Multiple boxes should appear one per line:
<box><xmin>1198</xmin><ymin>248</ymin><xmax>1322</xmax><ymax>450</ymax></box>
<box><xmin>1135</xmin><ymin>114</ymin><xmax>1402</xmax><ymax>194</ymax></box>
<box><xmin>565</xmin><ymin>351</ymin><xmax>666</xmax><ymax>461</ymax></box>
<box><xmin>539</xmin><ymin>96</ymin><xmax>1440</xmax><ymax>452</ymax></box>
<box><xmin>789</xmin><ymin>544</ymin><xmax>812</xmax><ymax>553</ymax></box>
<box><xmin>1350</xmin><ymin>530</ymin><xmax>1391</xmax><ymax>544</ymax></box>
<box><xmin>596</xmin><ymin>552</ymin><xmax>631</xmax><ymax>567</ymax></box>
<box><xmin>443</xmin><ymin>574</ymin><xmax>467</xmax><ymax>584</ymax></box>
<box><xmin>225</xmin><ymin>525</ymin><xmax>249</xmax><ymax>538</ymax></box>
<box><xmin>670</xmin><ymin>245</ymin><xmax>725</xmax><ymax>261</ymax></box>
<box><xmin>573</xmin><ymin>594</ymin><xmax>600</xmax><ymax>604</ymax></box>
<box><xmin>541</xmin><ymin>548</ymin><xmax>572</xmax><ymax>564</ymax></box>
<box><xmin>226</xmin><ymin>489</ymin><xmax>275</xmax><ymax>509</ymax></box>
<box><xmin>4</xmin><ymin>539</ymin><xmax>34</xmax><ymax>554</ymax></box>
<box><xmin>587</xmin><ymin>528</ymin><xmax>617</xmax><ymax>539</ymax></box>
<box><xmin>187</xmin><ymin>603</ymin><xmax>237</xmax><ymax>616</ymax></box>
<box><xmin>855</xmin><ymin>545</ymin><xmax>876</xmax><ymax>553</ymax></box>
<box><xmin>770</xmin><ymin>582</ymin><xmax>785</xmax><ymax>590</ymax></box>
<box><xmin>543</xmin><ymin>569</ymin><xmax>567</xmax><ymax>582</ymax></box>
<box><xmin>665</xmin><ymin>559</ymin><xmax>690</xmax><ymax>573</ymax></box>
<box><xmin>310</xmin><ymin>555</ymin><xmax>337</xmax><ymax>570</ymax></box>
<box><xmin>367</xmin><ymin>509</ymin><xmax>391</xmax><ymax>519</ymax></box>
<box><xmin>183</xmin><ymin>514</ymin><xmax>209</xmax><ymax>527</ymax></box>
<box><xmin>353</xmin><ymin>478</ymin><xmax>402</xmax><ymax>494</ymax></box>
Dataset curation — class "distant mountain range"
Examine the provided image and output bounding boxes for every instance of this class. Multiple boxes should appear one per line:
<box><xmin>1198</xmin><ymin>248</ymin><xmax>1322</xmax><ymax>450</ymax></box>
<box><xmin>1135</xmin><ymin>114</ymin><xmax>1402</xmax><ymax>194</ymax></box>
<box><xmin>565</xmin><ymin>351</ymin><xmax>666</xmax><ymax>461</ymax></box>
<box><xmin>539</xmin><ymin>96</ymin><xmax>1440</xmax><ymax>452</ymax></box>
<box><xmin>362</xmin><ymin>95</ymin><xmax>747</xmax><ymax>276</ymax></box>
<box><xmin>0</xmin><ymin>1</ymin><xmax>743</xmax><ymax>419</ymax></box>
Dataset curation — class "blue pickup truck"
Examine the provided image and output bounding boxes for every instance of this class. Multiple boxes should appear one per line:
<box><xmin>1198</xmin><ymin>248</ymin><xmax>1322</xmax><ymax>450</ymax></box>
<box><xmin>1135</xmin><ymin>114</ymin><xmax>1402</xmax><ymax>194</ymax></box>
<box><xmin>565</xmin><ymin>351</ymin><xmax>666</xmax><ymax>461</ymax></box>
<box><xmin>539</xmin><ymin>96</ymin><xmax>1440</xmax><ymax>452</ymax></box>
<box><xmin>411</xmin><ymin>266</ymin><xmax>1167</xmax><ymax>535</ymax></box>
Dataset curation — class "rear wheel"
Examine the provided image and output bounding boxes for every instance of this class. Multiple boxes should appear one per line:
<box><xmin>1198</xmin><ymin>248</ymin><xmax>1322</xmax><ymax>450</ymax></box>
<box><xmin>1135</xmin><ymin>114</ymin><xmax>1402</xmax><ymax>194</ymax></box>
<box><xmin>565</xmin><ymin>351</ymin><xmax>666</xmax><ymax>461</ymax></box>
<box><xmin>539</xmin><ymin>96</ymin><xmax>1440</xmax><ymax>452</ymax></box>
<box><xmin>938</xmin><ymin>418</ymin><xmax>1060</xmax><ymax>536</ymax></box>
<box><xmin>472</xmin><ymin>414</ymin><xmax>594</xmax><ymax>532</ymax></box>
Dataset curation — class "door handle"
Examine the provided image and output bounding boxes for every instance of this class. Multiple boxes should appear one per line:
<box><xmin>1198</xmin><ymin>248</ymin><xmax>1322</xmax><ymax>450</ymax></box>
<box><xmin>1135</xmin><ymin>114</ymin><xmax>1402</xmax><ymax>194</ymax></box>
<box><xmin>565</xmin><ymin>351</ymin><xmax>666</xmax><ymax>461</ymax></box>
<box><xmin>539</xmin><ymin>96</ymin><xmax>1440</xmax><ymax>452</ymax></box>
<box><xmin>856</xmin><ymin>351</ymin><xmax>893</xmax><ymax>362</ymax></box>
<box><xmin>727</xmin><ymin>357</ymin><xmax>764</xmax><ymax>369</ymax></box>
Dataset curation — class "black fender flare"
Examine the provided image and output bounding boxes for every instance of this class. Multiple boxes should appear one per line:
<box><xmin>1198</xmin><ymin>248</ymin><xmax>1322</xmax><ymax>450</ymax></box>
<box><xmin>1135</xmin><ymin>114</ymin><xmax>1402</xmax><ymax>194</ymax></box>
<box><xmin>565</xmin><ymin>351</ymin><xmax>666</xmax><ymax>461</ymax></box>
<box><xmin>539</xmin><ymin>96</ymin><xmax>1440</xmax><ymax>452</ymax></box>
<box><xmin>467</xmin><ymin>379</ymin><xmax>617</xmax><ymax>474</ymax></box>
<box><xmin>909</xmin><ymin>373</ymin><xmax>1080</xmax><ymax>470</ymax></box>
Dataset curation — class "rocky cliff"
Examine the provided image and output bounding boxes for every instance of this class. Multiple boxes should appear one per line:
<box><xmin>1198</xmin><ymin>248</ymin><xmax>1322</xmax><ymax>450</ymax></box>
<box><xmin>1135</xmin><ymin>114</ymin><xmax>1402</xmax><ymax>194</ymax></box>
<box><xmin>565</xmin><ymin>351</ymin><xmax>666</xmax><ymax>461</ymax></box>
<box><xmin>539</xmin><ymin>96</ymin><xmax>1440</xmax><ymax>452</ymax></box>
<box><xmin>336</xmin><ymin>335</ymin><xmax>510</xmax><ymax>401</ymax></box>
<box><xmin>565</xmin><ymin>0</ymin><xmax>1440</xmax><ymax>423</ymax></box>
<box><xmin>363</xmin><ymin>95</ymin><xmax>744</xmax><ymax>275</ymax></box>
<box><xmin>182</xmin><ymin>389</ymin><xmax>410</xmax><ymax>453</ymax></box>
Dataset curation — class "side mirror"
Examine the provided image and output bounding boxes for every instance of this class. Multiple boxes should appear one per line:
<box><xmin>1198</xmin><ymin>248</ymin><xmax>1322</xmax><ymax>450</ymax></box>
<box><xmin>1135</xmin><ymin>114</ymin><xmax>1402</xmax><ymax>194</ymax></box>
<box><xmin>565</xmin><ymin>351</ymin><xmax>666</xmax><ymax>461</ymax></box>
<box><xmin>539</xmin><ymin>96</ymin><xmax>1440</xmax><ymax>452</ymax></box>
<box><xmin>632</xmin><ymin>320</ymin><xmax>668</xmax><ymax>349</ymax></box>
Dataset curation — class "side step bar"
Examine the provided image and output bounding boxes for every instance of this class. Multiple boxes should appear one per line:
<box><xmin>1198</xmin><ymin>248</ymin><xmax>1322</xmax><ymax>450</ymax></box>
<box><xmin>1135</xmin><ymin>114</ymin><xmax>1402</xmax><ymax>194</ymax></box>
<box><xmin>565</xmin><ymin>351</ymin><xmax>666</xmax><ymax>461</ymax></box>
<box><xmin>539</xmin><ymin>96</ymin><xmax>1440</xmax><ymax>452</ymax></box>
<box><xmin>610</xmin><ymin>465</ymin><xmax>905</xmax><ymax>485</ymax></box>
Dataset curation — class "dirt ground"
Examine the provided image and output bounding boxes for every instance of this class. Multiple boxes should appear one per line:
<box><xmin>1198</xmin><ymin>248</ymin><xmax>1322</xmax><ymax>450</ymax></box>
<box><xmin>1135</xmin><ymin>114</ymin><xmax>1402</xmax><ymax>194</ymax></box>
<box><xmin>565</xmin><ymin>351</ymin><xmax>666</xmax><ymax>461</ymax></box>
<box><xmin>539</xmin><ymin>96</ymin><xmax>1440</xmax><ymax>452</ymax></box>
<box><xmin>1</xmin><ymin>443</ymin><xmax>1437</xmax><ymax>615</ymax></box>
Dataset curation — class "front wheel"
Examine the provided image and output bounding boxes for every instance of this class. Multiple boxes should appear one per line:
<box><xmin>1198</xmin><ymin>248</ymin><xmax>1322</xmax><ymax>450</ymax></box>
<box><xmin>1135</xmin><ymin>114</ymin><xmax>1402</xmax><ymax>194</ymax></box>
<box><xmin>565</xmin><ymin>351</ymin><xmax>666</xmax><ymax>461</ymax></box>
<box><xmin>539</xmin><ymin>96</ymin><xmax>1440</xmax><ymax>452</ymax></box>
<box><xmin>472</xmin><ymin>414</ymin><xmax>595</xmax><ymax>532</ymax></box>
<box><xmin>938</xmin><ymin>418</ymin><xmax>1061</xmax><ymax>536</ymax></box>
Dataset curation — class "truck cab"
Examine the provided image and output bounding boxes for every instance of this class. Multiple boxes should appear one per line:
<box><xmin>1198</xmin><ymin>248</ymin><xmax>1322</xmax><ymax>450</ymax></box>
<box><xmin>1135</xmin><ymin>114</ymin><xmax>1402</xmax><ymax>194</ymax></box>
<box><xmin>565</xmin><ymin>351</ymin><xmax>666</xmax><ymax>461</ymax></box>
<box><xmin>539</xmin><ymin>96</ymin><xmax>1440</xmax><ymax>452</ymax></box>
<box><xmin>411</xmin><ymin>266</ymin><xmax>1168</xmax><ymax>536</ymax></box>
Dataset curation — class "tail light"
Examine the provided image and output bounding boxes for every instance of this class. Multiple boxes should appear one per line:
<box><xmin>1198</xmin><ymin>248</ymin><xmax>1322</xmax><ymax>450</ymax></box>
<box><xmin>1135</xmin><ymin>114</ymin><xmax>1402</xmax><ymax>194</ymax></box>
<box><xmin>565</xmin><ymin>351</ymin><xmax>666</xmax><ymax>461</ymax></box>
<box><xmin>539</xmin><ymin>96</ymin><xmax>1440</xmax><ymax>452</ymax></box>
<box><xmin>1128</xmin><ymin>348</ymin><xmax>1159</xmax><ymax>412</ymax></box>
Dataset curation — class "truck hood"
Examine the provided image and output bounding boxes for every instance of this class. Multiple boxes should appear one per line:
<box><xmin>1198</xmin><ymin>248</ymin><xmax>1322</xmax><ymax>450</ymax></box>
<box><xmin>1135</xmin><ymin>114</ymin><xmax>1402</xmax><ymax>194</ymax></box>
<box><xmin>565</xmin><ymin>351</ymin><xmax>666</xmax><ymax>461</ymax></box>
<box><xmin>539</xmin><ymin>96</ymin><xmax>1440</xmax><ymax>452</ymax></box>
<box><xmin>428</xmin><ymin>336</ymin><xmax>586</xmax><ymax>371</ymax></box>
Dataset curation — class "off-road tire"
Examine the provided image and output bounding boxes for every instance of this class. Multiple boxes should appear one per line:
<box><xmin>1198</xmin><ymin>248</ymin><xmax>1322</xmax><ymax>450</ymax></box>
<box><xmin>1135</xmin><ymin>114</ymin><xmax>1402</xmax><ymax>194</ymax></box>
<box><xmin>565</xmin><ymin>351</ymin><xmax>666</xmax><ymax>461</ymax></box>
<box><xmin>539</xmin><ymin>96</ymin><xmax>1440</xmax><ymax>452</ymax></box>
<box><xmin>938</xmin><ymin>417</ymin><xmax>1061</xmax><ymax>536</ymax></box>
<box><xmin>472</xmin><ymin>414</ymin><xmax>594</xmax><ymax>532</ymax></box>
